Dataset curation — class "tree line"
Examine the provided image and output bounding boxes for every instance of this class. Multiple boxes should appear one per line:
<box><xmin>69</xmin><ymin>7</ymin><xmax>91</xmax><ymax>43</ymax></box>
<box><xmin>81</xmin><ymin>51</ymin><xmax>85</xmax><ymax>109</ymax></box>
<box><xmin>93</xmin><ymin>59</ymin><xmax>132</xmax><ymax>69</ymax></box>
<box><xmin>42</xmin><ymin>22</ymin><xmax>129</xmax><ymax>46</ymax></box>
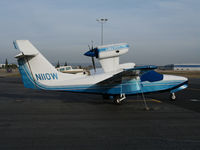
<box><xmin>0</xmin><ymin>58</ymin><xmax>18</xmax><ymax>70</ymax></box>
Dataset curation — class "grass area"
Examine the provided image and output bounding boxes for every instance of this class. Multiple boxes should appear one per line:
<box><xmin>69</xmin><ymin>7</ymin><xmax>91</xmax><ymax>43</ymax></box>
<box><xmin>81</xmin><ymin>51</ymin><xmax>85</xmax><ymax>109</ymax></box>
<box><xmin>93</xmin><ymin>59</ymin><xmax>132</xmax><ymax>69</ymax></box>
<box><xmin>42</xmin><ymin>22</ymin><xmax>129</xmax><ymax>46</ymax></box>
<box><xmin>0</xmin><ymin>69</ymin><xmax>20</xmax><ymax>77</ymax></box>
<box><xmin>157</xmin><ymin>70</ymin><xmax>200</xmax><ymax>78</ymax></box>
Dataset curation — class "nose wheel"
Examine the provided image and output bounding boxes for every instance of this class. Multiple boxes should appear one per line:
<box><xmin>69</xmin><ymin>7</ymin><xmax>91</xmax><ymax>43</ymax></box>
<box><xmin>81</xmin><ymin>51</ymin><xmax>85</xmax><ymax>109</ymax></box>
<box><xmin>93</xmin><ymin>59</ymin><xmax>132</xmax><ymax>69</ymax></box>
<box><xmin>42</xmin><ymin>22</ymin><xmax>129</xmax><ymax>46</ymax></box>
<box><xmin>170</xmin><ymin>93</ymin><xmax>176</xmax><ymax>101</ymax></box>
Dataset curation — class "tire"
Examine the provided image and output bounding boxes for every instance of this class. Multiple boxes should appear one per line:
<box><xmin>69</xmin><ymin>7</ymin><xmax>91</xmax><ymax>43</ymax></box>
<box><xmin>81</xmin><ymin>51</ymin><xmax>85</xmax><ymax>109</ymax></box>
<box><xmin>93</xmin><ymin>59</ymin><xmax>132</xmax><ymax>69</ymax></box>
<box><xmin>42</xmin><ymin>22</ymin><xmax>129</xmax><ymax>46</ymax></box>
<box><xmin>170</xmin><ymin>93</ymin><xmax>176</xmax><ymax>101</ymax></box>
<box><xmin>113</xmin><ymin>95</ymin><xmax>122</xmax><ymax>105</ymax></box>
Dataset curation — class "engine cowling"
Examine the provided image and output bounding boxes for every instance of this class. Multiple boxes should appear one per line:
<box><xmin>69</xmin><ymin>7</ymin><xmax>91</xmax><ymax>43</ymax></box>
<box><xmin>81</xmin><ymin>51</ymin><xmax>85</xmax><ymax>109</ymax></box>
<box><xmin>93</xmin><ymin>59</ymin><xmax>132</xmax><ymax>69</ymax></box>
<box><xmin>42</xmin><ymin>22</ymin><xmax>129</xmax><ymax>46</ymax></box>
<box><xmin>84</xmin><ymin>43</ymin><xmax>129</xmax><ymax>59</ymax></box>
<box><xmin>97</xmin><ymin>43</ymin><xmax>129</xmax><ymax>59</ymax></box>
<box><xmin>84</xmin><ymin>43</ymin><xmax>130</xmax><ymax>73</ymax></box>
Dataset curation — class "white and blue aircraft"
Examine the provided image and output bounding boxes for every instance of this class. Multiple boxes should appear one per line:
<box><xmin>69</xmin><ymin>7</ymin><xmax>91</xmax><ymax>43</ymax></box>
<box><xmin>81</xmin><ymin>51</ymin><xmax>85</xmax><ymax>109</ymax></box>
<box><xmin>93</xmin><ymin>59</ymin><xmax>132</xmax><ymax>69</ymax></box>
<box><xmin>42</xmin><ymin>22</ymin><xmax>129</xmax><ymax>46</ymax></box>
<box><xmin>13</xmin><ymin>40</ymin><xmax>188</xmax><ymax>104</ymax></box>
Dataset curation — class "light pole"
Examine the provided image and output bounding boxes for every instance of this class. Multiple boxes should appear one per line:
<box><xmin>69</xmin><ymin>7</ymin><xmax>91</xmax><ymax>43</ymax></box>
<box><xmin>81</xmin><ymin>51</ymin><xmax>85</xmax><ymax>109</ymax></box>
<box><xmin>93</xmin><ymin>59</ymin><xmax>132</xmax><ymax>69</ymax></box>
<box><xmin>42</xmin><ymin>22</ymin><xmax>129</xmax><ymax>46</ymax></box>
<box><xmin>96</xmin><ymin>18</ymin><xmax>108</xmax><ymax>45</ymax></box>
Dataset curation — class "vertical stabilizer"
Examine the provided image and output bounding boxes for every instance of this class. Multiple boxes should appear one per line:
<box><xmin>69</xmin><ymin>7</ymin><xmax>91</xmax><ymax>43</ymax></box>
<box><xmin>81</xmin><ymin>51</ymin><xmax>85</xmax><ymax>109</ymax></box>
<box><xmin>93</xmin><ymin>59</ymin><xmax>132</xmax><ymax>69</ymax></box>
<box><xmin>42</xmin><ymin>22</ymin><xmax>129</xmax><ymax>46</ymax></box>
<box><xmin>14</xmin><ymin>40</ymin><xmax>75</xmax><ymax>89</ymax></box>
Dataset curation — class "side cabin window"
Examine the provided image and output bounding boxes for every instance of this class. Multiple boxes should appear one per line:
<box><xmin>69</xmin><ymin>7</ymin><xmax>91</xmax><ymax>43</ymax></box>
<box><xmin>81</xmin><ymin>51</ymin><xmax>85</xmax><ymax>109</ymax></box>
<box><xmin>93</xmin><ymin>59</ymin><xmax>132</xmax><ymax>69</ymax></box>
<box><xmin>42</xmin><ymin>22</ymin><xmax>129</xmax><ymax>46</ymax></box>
<box><xmin>65</xmin><ymin>66</ymin><xmax>72</xmax><ymax>70</ymax></box>
<box><xmin>60</xmin><ymin>68</ymin><xmax>65</xmax><ymax>71</ymax></box>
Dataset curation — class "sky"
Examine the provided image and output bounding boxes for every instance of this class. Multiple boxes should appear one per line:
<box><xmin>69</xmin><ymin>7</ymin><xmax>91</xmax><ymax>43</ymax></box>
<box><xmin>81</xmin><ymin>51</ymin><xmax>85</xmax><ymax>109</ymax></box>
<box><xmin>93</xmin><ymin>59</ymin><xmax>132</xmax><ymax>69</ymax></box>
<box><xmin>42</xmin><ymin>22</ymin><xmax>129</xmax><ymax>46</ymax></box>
<box><xmin>0</xmin><ymin>0</ymin><xmax>200</xmax><ymax>65</ymax></box>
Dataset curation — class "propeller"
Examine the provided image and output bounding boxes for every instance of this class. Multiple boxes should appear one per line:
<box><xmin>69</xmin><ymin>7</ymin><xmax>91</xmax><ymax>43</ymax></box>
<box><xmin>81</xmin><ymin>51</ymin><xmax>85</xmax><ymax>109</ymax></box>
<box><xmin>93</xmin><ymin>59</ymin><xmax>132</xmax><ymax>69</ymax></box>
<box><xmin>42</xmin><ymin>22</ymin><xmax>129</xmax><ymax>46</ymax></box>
<box><xmin>91</xmin><ymin>41</ymin><xmax>96</xmax><ymax>72</ymax></box>
<box><xmin>85</xmin><ymin>41</ymin><xmax>96</xmax><ymax>72</ymax></box>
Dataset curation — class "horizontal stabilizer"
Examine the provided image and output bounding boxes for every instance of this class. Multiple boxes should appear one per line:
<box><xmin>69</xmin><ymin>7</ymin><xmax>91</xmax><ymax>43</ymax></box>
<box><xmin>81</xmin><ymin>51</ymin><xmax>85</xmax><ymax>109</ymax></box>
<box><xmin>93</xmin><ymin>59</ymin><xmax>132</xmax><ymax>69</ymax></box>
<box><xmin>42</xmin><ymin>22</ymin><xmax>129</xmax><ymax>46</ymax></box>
<box><xmin>15</xmin><ymin>52</ymin><xmax>36</xmax><ymax>59</ymax></box>
<box><xmin>13</xmin><ymin>40</ymin><xmax>39</xmax><ymax>57</ymax></box>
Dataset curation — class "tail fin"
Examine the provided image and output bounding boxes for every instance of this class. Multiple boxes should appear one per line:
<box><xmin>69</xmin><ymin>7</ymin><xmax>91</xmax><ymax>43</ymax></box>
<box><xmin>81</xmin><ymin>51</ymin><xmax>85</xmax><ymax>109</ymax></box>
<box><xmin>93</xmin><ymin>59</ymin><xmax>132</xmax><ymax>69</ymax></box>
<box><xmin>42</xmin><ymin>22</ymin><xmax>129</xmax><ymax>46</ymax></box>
<box><xmin>13</xmin><ymin>40</ymin><xmax>74</xmax><ymax>89</ymax></box>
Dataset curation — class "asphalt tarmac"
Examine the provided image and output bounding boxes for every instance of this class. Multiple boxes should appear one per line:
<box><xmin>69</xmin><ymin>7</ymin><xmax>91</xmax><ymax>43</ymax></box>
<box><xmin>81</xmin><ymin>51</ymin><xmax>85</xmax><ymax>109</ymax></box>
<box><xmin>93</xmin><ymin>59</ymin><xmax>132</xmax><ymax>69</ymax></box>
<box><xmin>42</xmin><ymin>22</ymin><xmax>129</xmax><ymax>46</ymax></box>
<box><xmin>0</xmin><ymin>77</ymin><xmax>200</xmax><ymax>150</ymax></box>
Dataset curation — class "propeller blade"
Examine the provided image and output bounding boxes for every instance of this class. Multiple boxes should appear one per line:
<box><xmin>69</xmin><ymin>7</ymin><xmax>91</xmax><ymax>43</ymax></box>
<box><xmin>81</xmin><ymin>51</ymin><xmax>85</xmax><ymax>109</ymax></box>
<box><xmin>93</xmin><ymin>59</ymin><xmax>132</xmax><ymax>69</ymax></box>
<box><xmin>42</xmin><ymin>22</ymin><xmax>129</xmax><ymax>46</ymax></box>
<box><xmin>91</xmin><ymin>40</ymin><xmax>94</xmax><ymax>50</ymax></box>
<box><xmin>85</xmin><ymin>41</ymin><xmax>96</xmax><ymax>72</ymax></box>
<box><xmin>91</xmin><ymin>57</ymin><xmax>96</xmax><ymax>72</ymax></box>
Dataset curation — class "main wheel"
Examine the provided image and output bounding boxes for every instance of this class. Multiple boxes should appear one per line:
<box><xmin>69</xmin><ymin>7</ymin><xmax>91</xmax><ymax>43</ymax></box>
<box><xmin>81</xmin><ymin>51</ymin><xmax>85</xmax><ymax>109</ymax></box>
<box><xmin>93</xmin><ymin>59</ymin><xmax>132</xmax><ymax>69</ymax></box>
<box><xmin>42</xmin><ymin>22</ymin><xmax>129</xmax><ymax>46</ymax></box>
<box><xmin>113</xmin><ymin>95</ymin><xmax>122</xmax><ymax>105</ymax></box>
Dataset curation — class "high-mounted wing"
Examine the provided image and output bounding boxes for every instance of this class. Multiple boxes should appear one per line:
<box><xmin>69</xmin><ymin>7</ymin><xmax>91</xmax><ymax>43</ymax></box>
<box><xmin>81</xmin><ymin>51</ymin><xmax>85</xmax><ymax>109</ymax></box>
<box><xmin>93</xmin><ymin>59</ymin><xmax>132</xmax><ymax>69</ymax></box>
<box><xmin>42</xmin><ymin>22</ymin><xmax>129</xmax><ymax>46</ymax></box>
<box><xmin>97</xmin><ymin>65</ymin><xmax>157</xmax><ymax>85</ymax></box>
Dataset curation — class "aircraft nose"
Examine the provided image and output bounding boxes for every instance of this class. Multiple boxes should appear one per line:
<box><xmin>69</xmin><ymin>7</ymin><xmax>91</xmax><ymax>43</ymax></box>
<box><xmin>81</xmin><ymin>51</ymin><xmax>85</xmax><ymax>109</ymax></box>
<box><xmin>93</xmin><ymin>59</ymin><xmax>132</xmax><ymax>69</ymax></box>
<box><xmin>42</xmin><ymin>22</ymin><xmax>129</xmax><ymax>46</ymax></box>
<box><xmin>168</xmin><ymin>75</ymin><xmax>188</xmax><ymax>93</ymax></box>
<box><xmin>178</xmin><ymin>76</ymin><xmax>188</xmax><ymax>82</ymax></box>
<box><xmin>163</xmin><ymin>74</ymin><xmax>188</xmax><ymax>88</ymax></box>
<box><xmin>163</xmin><ymin>74</ymin><xmax>188</xmax><ymax>82</ymax></box>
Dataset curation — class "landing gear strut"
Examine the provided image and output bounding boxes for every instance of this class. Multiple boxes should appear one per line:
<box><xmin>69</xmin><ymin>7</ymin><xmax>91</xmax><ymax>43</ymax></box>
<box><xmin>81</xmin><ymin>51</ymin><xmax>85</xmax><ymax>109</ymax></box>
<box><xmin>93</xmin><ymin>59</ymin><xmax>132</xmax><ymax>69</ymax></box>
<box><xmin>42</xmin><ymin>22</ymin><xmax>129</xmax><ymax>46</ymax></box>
<box><xmin>170</xmin><ymin>93</ymin><xmax>176</xmax><ymax>101</ymax></box>
<box><xmin>113</xmin><ymin>94</ymin><xmax>126</xmax><ymax>104</ymax></box>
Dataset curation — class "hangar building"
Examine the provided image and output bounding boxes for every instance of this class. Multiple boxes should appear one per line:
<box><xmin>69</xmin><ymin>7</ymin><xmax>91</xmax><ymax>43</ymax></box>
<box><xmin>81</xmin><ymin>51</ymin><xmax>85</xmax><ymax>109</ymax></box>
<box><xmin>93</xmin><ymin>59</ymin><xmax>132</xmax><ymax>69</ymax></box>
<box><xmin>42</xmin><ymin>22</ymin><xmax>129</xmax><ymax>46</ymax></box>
<box><xmin>173</xmin><ymin>64</ymin><xmax>200</xmax><ymax>71</ymax></box>
<box><xmin>160</xmin><ymin>64</ymin><xmax>200</xmax><ymax>71</ymax></box>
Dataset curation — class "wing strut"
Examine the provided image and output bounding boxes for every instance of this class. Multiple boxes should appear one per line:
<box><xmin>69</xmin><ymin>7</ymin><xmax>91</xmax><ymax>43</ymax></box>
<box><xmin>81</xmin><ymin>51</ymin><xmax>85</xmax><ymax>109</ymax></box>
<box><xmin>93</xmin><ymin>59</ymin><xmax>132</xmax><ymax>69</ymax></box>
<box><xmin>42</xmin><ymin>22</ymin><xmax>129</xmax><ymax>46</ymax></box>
<box><xmin>138</xmin><ymin>80</ymin><xmax>150</xmax><ymax>110</ymax></box>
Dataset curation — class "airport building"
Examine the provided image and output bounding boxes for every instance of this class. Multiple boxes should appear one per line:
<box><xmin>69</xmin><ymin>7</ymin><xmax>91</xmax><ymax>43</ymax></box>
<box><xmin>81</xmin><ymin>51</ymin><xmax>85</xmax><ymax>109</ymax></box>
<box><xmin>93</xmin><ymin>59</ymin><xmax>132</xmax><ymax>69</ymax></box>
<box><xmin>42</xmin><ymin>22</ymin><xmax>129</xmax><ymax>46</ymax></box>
<box><xmin>161</xmin><ymin>64</ymin><xmax>200</xmax><ymax>71</ymax></box>
<box><xmin>173</xmin><ymin>64</ymin><xmax>200</xmax><ymax>71</ymax></box>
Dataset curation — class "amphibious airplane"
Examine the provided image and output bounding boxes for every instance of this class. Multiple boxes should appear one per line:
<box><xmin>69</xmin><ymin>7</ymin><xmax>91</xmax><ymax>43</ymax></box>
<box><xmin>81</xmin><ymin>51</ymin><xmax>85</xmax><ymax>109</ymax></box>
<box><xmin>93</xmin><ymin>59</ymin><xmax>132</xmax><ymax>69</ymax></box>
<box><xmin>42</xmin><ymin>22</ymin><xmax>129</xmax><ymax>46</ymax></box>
<box><xmin>13</xmin><ymin>40</ymin><xmax>188</xmax><ymax>104</ymax></box>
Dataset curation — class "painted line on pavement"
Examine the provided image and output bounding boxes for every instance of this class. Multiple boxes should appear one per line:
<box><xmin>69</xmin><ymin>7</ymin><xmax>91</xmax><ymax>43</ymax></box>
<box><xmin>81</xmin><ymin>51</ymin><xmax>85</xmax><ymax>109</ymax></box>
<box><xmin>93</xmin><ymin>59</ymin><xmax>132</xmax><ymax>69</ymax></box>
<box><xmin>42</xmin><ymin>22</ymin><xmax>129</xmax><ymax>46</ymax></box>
<box><xmin>190</xmin><ymin>99</ymin><xmax>200</xmax><ymax>102</ymax></box>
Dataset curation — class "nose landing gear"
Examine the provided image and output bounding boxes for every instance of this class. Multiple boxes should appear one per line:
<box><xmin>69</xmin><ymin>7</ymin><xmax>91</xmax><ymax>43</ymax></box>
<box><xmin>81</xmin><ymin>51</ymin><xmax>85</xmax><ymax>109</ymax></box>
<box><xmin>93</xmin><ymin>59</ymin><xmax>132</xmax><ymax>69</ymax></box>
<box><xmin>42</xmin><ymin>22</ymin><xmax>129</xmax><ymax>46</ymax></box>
<box><xmin>170</xmin><ymin>93</ymin><xmax>176</xmax><ymax>101</ymax></box>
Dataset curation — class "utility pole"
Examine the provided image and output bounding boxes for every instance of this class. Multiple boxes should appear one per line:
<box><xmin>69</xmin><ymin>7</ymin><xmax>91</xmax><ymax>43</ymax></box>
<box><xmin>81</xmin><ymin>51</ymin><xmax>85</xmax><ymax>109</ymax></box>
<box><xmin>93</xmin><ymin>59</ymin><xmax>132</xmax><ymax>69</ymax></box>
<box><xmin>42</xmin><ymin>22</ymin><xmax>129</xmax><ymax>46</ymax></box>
<box><xmin>96</xmin><ymin>18</ymin><xmax>108</xmax><ymax>45</ymax></box>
